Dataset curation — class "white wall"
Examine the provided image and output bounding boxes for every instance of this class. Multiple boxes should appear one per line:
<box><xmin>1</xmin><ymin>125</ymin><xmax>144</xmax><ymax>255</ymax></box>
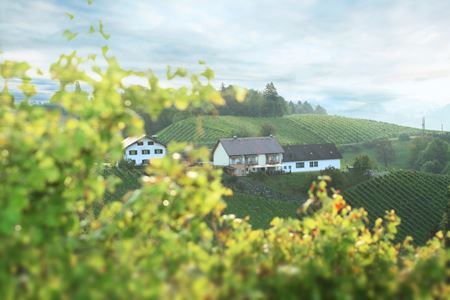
<box><xmin>213</xmin><ymin>143</ymin><xmax>230</xmax><ymax>166</ymax></box>
<box><xmin>258</xmin><ymin>154</ymin><xmax>266</xmax><ymax>165</ymax></box>
<box><xmin>124</xmin><ymin>137</ymin><xmax>166</xmax><ymax>165</ymax></box>
<box><xmin>282</xmin><ymin>159</ymin><xmax>341</xmax><ymax>173</ymax></box>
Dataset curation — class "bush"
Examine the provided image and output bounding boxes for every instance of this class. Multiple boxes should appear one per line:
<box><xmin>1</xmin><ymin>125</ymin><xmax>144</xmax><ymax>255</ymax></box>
<box><xmin>399</xmin><ymin>133</ymin><xmax>411</xmax><ymax>141</ymax></box>
<box><xmin>260</xmin><ymin>122</ymin><xmax>276</xmax><ymax>136</ymax></box>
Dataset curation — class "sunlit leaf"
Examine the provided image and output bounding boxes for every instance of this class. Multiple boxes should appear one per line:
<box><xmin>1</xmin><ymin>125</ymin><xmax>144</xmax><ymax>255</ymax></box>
<box><xmin>99</xmin><ymin>20</ymin><xmax>110</xmax><ymax>40</ymax></box>
<box><xmin>63</xmin><ymin>29</ymin><xmax>78</xmax><ymax>41</ymax></box>
<box><xmin>65</xmin><ymin>12</ymin><xmax>75</xmax><ymax>20</ymax></box>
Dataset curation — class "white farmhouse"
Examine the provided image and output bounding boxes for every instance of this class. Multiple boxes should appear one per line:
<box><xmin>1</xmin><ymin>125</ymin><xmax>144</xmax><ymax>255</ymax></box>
<box><xmin>281</xmin><ymin>144</ymin><xmax>342</xmax><ymax>173</ymax></box>
<box><xmin>122</xmin><ymin>135</ymin><xmax>166</xmax><ymax>166</ymax></box>
<box><xmin>212</xmin><ymin>136</ymin><xmax>284</xmax><ymax>176</ymax></box>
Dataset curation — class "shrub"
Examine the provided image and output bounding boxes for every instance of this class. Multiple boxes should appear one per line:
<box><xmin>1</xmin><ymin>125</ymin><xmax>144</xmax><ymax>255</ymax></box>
<box><xmin>260</xmin><ymin>122</ymin><xmax>276</xmax><ymax>136</ymax></box>
<box><xmin>399</xmin><ymin>133</ymin><xmax>411</xmax><ymax>141</ymax></box>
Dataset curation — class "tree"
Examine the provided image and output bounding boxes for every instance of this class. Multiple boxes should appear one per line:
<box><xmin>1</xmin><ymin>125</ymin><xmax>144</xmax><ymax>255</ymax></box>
<box><xmin>300</xmin><ymin>101</ymin><xmax>314</xmax><ymax>114</ymax></box>
<box><xmin>351</xmin><ymin>155</ymin><xmax>373</xmax><ymax>183</ymax></box>
<box><xmin>314</xmin><ymin>104</ymin><xmax>327</xmax><ymax>115</ymax></box>
<box><xmin>376</xmin><ymin>138</ymin><xmax>395</xmax><ymax>167</ymax></box>
<box><xmin>263</xmin><ymin>82</ymin><xmax>286</xmax><ymax>117</ymax></box>
<box><xmin>415</xmin><ymin>139</ymin><xmax>450</xmax><ymax>174</ymax></box>
<box><xmin>409</xmin><ymin>137</ymin><xmax>431</xmax><ymax>168</ymax></box>
<box><xmin>260</xmin><ymin>122</ymin><xmax>276</xmax><ymax>136</ymax></box>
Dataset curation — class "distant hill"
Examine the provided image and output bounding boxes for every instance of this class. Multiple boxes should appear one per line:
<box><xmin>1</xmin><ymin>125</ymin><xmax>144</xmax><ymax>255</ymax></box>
<box><xmin>157</xmin><ymin>114</ymin><xmax>426</xmax><ymax>146</ymax></box>
<box><xmin>343</xmin><ymin>171</ymin><xmax>450</xmax><ymax>245</ymax></box>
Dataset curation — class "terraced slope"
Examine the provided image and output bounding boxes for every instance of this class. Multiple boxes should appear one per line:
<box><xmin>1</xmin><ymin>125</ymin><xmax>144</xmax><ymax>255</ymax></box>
<box><xmin>157</xmin><ymin>115</ymin><xmax>424</xmax><ymax>146</ymax></box>
<box><xmin>286</xmin><ymin>115</ymin><xmax>422</xmax><ymax>145</ymax></box>
<box><xmin>343</xmin><ymin>171</ymin><xmax>450</xmax><ymax>244</ymax></box>
<box><xmin>157</xmin><ymin>115</ymin><xmax>323</xmax><ymax>146</ymax></box>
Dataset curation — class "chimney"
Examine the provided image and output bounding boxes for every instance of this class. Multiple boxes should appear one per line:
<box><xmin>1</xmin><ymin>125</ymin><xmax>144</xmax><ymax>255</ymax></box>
<box><xmin>151</xmin><ymin>135</ymin><xmax>158</xmax><ymax>139</ymax></box>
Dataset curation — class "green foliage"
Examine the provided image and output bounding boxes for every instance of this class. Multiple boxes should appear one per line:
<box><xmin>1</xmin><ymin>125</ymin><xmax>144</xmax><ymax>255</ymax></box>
<box><xmin>375</xmin><ymin>138</ymin><xmax>395</xmax><ymax>167</ymax></box>
<box><xmin>0</xmin><ymin>8</ymin><xmax>447</xmax><ymax>299</ymax></box>
<box><xmin>344</xmin><ymin>170</ymin><xmax>450</xmax><ymax>244</ymax></box>
<box><xmin>350</xmin><ymin>155</ymin><xmax>373</xmax><ymax>183</ymax></box>
<box><xmin>260</xmin><ymin>122</ymin><xmax>276</xmax><ymax>136</ymax></box>
<box><xmin>416</xmin><ymin>139</ymin><xmax>450</xmax><ymax>174</ymax></box>
<box><xmin>398</xmin><ymin>133</ymin><xmax>411</xmax><ymax>141</ymax></box>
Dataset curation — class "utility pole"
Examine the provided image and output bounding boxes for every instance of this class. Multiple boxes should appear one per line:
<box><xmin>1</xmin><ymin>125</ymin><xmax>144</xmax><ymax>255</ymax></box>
<box><xmin>422</xmin><ymin>117</ymin><xmax>426</xmax><ymax>136</ymax></box>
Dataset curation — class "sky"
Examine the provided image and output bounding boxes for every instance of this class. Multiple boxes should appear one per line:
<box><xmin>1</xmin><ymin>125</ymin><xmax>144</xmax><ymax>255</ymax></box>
<box><xmin>1</xmin><ymin>0</ymin><xmax>449</xmax><ymax>129</ymax></box>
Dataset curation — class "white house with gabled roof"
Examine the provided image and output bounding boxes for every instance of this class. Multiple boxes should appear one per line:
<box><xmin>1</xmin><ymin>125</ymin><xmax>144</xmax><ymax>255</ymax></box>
<box><xmin>212</xmin><ymin>136</ymin><xmax>284</xmax><ymax>176</ymax></box>
<box><xmin>122</xmin><ymin>135</ymin><xmax>166</xmax><ymax>166</ymax></box>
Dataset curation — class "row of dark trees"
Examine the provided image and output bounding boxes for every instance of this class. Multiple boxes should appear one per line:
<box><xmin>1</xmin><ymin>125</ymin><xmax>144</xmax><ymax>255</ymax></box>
<box><xmin>138</xmin><ymin>82</ymin><xmax>328</xmax><ymax>134</ymax></box>
<box><xmin>218</xmin><ymin>83</ymin><xmax>327</xmax><ymax>117</ymax></box>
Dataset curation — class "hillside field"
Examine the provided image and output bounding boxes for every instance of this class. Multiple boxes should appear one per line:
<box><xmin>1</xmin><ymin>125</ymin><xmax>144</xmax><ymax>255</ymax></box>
<box><xmin>224</xmin><ymin>193</ymin><xmax>300</xmax><ymax>229</ymax></box>
<box><xmin>339</xmin><ymin>139</ymin><xmax>412</xmax><ymax>170</ymax></box>
<box><xmin>101</xmin><ymin>165</ymin><xmax>449</xmax><ymax>245</ymax></box>
<box><xmin>156</xmin><ymin>114</ymin><xmax>424</xmax><ymax>146</ymax></box>
<box><xmin>343</xmin><ymin>171</ymin><xmax>450</xmax><ymax>244</ymax></box>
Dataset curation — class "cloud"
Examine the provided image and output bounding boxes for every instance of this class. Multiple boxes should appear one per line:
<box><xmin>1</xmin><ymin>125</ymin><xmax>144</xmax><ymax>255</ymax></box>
<box><xmin>1</xmin><ymin>0</ymin><xmax>450</xmax><ymax>129</ymax></box>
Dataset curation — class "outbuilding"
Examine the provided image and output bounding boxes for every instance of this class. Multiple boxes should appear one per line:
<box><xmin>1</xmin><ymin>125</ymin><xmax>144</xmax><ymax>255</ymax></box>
<box><xmin>281</xmin><ymin>143</ymin><xmax>342</xmax><ymax>173</ymax></box>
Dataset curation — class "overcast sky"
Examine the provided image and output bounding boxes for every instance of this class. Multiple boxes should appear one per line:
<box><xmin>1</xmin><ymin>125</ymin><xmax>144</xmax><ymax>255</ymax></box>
<box><xmin>1</xmin><ymin>0</ymin><xmax>449</xmax><ymax>129</ymax></box>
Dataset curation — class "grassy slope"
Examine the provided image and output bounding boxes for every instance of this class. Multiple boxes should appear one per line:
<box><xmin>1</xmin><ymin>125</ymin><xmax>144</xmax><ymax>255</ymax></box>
<box><xmin>343</xmin><ymin>171</ymin><xmax>450</xmax><ymax>244</ymax></box>
<box><xmin>339</xmin><ymin>140</ymin><xmax>412</xmax><ymax>170</ymax></box>
<box><xmin>157</xmin><ymin>114</ymin><xmax>424</xmax><ymax>146</ymax></box>
<box><xmin>224</xmin><ymin>193</ymin><xmax>300</xmax><ymax>229</ymax></box>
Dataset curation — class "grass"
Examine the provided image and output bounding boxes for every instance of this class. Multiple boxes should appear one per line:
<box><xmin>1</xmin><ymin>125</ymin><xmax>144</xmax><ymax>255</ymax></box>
<box><xmin>244</xmin><ymin>173</ymin><xmax>317</xmax><ymax>199</ymax></box>
<box><xmin>157</xmin><ymin>114</ymin><xmax>425</xmax><ymax>147</ymax></box>
<box><xmin>343</xmin><ymin>170</ymin><xmax>450</xmax><ymax>244</ymax></box>
<box><xmin>339</xmin><ymin>140</ymin><xmax>412</xmax><ymax>170</ymax></box>
<box><xmin>224</xmin><ymin>193</ymin><xmax>300</xmax><ymax>229</ymax></box>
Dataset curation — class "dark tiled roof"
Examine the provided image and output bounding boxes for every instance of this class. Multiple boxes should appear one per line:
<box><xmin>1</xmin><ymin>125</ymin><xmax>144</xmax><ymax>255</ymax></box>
<box><xmin>122</xmin><ymin>135</ymin><xmax>165</xmax><ymax>149</ymax></box>
<box><xmin>282</xmin><ymin>144</ymin><xmax>342</xmax><ymax>162</ymax></box>
<box><xmin>219</xmin><ymin>136</ymin><xmax>284</xmax><ymax>156</ymax></box>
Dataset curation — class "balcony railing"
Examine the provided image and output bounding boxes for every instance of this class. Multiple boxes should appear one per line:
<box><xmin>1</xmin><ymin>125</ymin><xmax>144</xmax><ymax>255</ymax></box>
<box><xmin>267</xmin><ymin>159</ymin><xmax>281</xmax><ymax>165</ymax></box>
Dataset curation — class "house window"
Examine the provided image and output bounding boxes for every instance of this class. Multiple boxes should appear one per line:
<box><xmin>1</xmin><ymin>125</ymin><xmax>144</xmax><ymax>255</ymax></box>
<box><xmin>142</xmin><ymin>149</ymin><xmax>150</xmax><ymax>155</ymax></box>
<box><xmin>296</xmin><ymin>162</ymin><xmax>305</xmax><ymax>168</ymax></box>
<box><xmin>289</xmin><ymin>165</ymin><xmax>291</xmax><ymax>169</ymax></box>
<box><xmin>155</xmin><ymin>149</ymin><xmax>163</xmax><ymax>154</ymax></box>
<box><xmin>131</xmin><ymin>159</ymin><xmax>136</xmax><ymax>165</ymax></box>
<box><xmin>309</xmin><ymin>161</ymin><xmax>318</xmax><ymax>167</ymax></box>
<box><xmin>283</xmin><ymin>166</ymin><xmax>286</xmax><ymax>169</ymax></box>
<box><xmin>129</xmin><ymin>150</ymin><xmax>138</xmax><ymax>155</ymax></box>
<box><xmin>142</xmin><ymin>159</ymin><xmax>149</xmax><ymax>164</ymax></box>
<box><xmin>148</xmin><ymin>141</ymin><xmax>154</xmax><ymax>145</ymax></box>
<box><xmin>137</xmin><ymin>141</ymin><xmax>144</xmax><ymax>146</ymax></box>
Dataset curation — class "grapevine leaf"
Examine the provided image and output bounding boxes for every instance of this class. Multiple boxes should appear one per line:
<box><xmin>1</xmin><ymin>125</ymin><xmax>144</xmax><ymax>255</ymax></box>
<box><xmin>65</xmin><ymin>12</ymin><xmax>75</xmax><ymax>20</ymax></box>
<box><xmin>99</xmin><ymin>20</ymin><xmax>110</xmax><ymax>40</ymax></box>
<box><xmin>63</xmin><ymin>30</ymin><xmax>78</xmax><ymax>41</ymax></box>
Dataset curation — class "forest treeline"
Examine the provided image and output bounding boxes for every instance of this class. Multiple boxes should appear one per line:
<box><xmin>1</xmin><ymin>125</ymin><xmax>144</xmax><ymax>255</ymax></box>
<box><xmin>137</xmin><ymin>82</ymin><xmax>327</xmax><ymax>134</ymax></box>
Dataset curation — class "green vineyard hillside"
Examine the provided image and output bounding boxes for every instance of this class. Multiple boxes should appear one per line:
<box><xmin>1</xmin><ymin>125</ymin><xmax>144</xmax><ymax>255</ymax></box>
<box><xmin>224</xmin><ymin>193</ymin><xmax>300</xmax><ymax>229</ymax></box>
<box><xmin>343</xmin><ymin>171</ymin><xmax>450</xmax><ymax>244</ymax></box>
<box><xmin>156</xmin><ymin>114</ymin><xmax>424</xmax><ymax>146</ymax></box>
